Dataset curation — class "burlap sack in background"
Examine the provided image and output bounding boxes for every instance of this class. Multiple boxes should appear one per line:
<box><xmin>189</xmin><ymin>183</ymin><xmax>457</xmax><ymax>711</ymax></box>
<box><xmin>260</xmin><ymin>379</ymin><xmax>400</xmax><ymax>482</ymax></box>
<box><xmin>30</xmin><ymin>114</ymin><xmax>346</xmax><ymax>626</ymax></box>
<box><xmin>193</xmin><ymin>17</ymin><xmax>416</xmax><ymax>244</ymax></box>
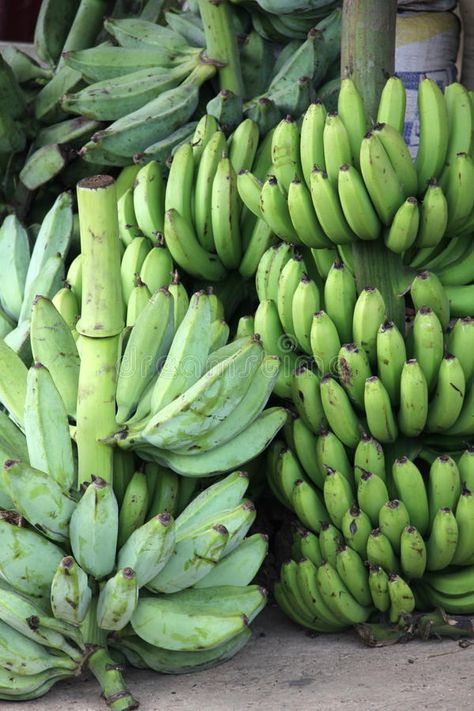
<box><xmin>395</xmin><ymin>10</ymin><xmax>461</xmax><ymax>153</ymax></box>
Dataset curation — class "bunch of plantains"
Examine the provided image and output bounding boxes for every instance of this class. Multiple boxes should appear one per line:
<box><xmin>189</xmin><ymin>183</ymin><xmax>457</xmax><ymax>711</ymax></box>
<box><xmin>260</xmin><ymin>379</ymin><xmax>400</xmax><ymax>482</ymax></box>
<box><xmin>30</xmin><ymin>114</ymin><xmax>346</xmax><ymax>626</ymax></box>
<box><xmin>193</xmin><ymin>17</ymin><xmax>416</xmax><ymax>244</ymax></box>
<box><xmin>0</xmin><ymin>174</ymin><xmax>288</xmax><ymax>706</ymax></box>
<box><xmin>0</xmin><ymin>0</ymin><xmax>341</xmax><ymax>214</ymax></box>
<box><xmin>228</xmin><ymin>73</ymin><xmax>474</xmax><ymax>639</ymax></box>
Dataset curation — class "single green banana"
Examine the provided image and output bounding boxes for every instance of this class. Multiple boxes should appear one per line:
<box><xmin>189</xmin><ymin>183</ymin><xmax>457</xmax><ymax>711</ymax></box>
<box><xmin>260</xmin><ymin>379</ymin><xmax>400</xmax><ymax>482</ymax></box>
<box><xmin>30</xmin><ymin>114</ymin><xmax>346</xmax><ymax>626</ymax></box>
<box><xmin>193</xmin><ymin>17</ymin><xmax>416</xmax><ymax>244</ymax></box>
<box><xmin>341</xmin><ymin>504</ymin><xmax>372</xmax><ymax>559</ymax></box>
<box><xmin>388</xmin><ymin>573</ymin><xmax>415</xmax><ymax>624</ymax></box>
<box><xmin>97</xmin><ymin>567</ymin><xmax>139</xmax><ymax>631</ymax></box>
<box><xmin>337</xmin><ymin>77</ymin><xmax>367</xmax><ymax>169</ymax></box>
<box><xmin>359</xmin><ymin>131</ymin><xmax>405</xmax><ymax>225</ymax></box>
<box><xmin>400</xmin><ymin>526</ymin><xmax>427</xmax><ymax>580</ymax></box>
<box><xmin>291</xmin><ymin>479</ymin><xmax>328</xmax><ymax>534</ymax></box>
<box><xmin>376</xmin><ymin>75</ymin><xmax>406</xmax><ymax>134</ymax></box>
<box><xmin>336</xmin><ymin>543</ymin><xmax>372</xmax><ymax>607</ymax></box>
<box><xmin>310</xmin><ymin>309</ymin><xmax>341</xmax><ymax>375</ymax></box>
<box><xmin>414</xmin><ymin>77</ymin><xmax>449</xmax><ymax>192</ymax></box>
<box><xmin>337</xmin><ymin>163</ymin><xmax>381</xmax><ymax>241</ymax></box>
<box><xmin>398</xmin><ymin>359</ymin><xmax>429</xmax><ymax>438</ymax></box>
<box><xmin>50</xmin><ymin>557</ymin><xmax>92</xmax><ymax>626</ymax></box>
<box><xmin>116</xmin><ymin>287</ymin><xmax>174</xmax><ymax>423</ymax></box>
<box><xmin>315</xmin><ymin>429</ymin><xmax>353</xmax><ymax>490</ymax></box>
<box><xmin>24</xmin><ymin>364</ymin><xmax>74</xmax><ymax>493</ymax></box>
<box><xmin>376</xmin><ymin>319</ymin><xmax>406</xmax><ymax>408</ymax></box>
<box><xmin>3</xmin><ymin>460</ymin><xmax>75</xmax><ymax>543</ymax></box>
<box><xmin>357</xmin><ymin>471</ymin><xmax>390</xmax><ymax>528</ymax></box>
<box><xmin>379</xmin><ymin>499</ymin><xmax>410</xmax><ymax>555</ymax></box>
<box><xmin>426</xmin><ymin>354</ymin><xmax>466</xmax><ymax>433</ymax></box>
<box><xmin>364</xmin><ymin>375</ymin><xmax>398</xmax><ymax>444</ymax></box>
<box><xmin>337</xmin><ymin>343</ymin><xmax>372</xmax><ymax>410</ymax></box>
<box><xmin>426</xmin><ymin>507</ymin><xmax>458</xmax><ymax>571</ymax></box>
<box><xmin>323</xmin><ymin>467</ymin><xmax>354</xmax><ymax>529</ymax></box>
<box><xmin>366</xmin><ymin>527</ymin><xmax>399</xmax><ymax>573</ymax></box>
<box><xmin>30</xmin><ymin>296</ymin><xmax>81</xmax><ymax>419</ymax></box>
<box><xmin>0</xmin><ymin>514</ymin><xmax>63</xmax><ymax>603</ymax></box>
<box><xmin>354</xmin><ymin>434</ymin><xmax>386</xmax><ymax>483</ymax></box>
<box><xmin>392</xmin><ymin>457</ymin><xmax>429</xmax><ymax>537</ymax></box>
<box><xmin>368</xmin><ymin>564</ymin><xmax>390</xmax><ymax>612</ymax></box>
<box><xmin>352</xmin><ymin>287</ymin><xmax>386</xmax><ymax>366</ymax></box>
<box><xmin>320</xmin><ymin>374</ymin><xmax>361</xmax><ymax>448</ymax></box>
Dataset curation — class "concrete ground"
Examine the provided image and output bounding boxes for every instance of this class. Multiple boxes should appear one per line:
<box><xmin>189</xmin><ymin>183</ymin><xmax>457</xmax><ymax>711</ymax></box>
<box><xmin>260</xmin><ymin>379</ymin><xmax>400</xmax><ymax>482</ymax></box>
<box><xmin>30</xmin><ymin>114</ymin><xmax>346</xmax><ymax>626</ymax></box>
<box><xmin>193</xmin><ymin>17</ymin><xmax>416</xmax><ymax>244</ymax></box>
<box><xmin>3</xmin><ymin>604</ymin><xmax>471</xmax><ymax>710</ymax></box>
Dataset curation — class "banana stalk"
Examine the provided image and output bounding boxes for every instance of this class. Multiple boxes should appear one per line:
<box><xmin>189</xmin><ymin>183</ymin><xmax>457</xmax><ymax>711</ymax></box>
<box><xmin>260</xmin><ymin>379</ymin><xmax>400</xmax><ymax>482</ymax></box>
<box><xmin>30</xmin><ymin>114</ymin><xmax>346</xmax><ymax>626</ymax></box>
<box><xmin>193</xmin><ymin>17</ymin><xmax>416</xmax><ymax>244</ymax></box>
<box><xmin>76</xmin><ymin>176</ymin><xmax>124</xmax><ymax>337</ymax></box>
<box><xmin>197</xmin><ymin>0</ymin><xmax>244</xmax><ymax>96</ymax></box>
<box><xmin>75</xmin><ymin>176</ymin><xmax>123</xmax><ymax>486</ymax></box>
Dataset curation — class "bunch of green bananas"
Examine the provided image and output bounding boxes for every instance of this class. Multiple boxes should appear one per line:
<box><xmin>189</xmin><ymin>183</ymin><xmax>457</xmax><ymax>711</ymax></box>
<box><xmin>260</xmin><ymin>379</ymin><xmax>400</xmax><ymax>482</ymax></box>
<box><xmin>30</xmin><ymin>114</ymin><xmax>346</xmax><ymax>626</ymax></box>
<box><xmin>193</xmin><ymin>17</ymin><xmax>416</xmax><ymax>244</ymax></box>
<box><xmin>0</xmin><ymin>191</ymin><xmax>73</xmax><ymax>358</ymax></box>
<box><xmin>229</xmin><ymin>0</ymin><xmax>342</xmax><ymax>42</ymax></box>
<box><xmin>266</xmin><ymin>417</ymin><xmax>474</xmax><ymax>630</ymax></box>
<box><xmin>253</xmin><ymin>244</ymin><xmax>474</xmax><ymax>440</ymax></box>
<box><xmin>1</xmin><ymin>0</ymin><xmax>341</xmax><ymax>212</ymax></box>
<box><xmin>238</xmin><ymin>76</ymin><xmax>474</xmax><ymax>264</ymax></box>
<box><xmin>0</xmin><ymin>173</ymin><xmax>286</xmax><ymax>705</ymax></box>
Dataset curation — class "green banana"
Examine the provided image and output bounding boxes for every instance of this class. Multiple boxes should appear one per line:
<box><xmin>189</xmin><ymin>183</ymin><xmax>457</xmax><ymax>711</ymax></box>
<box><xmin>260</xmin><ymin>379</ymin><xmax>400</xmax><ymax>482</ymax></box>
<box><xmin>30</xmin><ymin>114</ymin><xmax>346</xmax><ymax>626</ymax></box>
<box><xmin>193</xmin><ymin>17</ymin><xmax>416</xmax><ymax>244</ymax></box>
<box><xmin>310</xmin><ymin>167</ymin><xmax>357</xmax><ymax>244</ymax></box>
<box><xmin>320</xmin><ymin>374</ymin><xmax>361</xmax><ymax>449</ymax></box>
<box><xmin>379</xmin><ymin>499</ymin><xmax>410</xmax><ymax>555</ymax></box>
<box><xmin>337</xmin><ymin>343</ymin><xmax>372</xmax><ymax>410</ymax></box>
<box><xmin>376</xmin><ymin>320</ymin><xmax>406</xmax><ymax>408</ymax></box>
<box><xmin>415</xmin><ymin>77</ymin><xmax>449</xmax><ymax>192</ymax></box>
<box><xmin>3</xmin><ymin>460</ymin><xmax>75</xmax><ymax>543</ymax></box>
<box><xmin>0</xmin><ymin>514</ymin><xmax>64</xmax><ymax>602</ymax></box>
<box><xmin>50</xmin><ymin>557</ymin><xmax>92</xmax><ymax>626</ymax></box>
<box><xmin>400</xmin><ymin>526</ymin><xmax>427</xmax><ymax>580</ymax></box>
<box><xmin>291</xmin><ymin>479</ymin><xmax>328</xmax><ymax>534</ymax></box>
<box><xmin>352</xmin><ymin>287</ymin><xmax>386</xmax><ymax>366</ymax></box>
<box><xmin>357</xmin><ymin>471</ymin><xmax>390</xmax><ymax>528</ymax></box>
<box><xmin>315</xmin><ymin>429</ymin><xmax>353</xmax><ymax>490</ymax></box>
<box><xmin>337</xmin><ymin>163</ymin><xmax>381</xmax><ymax>241</ymax></box>
<box><xmin>24</xmin><ymin>364</ymin><xmax>74</xmax><ymax>493</ymax></box>
<box><xmin>310</xmin><ymin>309</ymin><xmax>341</xmax><ymax>375</ymax></box>
<box><xmin>387</xmin><ymin>573</ymin><xmax>415</xmax><ymax>624</ymax></box>
<box><xmin>426</xmin><ymin>354</ymin><xmax>466</xmax><ymax>433</ymax></box>
<box><xmin>412</xmin><ymin>306</ymin><xmax>444</xmax><ymax>393</ymax></box>
<box><xmin>69</xmin><ymin>476</ymin><xmax>118</xmax><ymax>577</ymax></box>
<box><xmin>364</xmin><ymin>375</ymin><xmax>398</xmax><ymax>444</ymax></box>
<box><xmin>354</xmin><ymin>434</ymin><xmax>386</xmax><ymax>483</ymax></box>
<box><xmin>368</xmin><ymin>564</ymin><xmax>390</xmax><ymax>612</ymax></box>
<box><xmin>398</xmin><ymin>359</ymin><xmax>429</xmax><ymax>438</ymax></box>
<box><xmin>426</xmin><ymin>507</ymin><xmax>458</xmax><ymax>571</ymax></box>
<box><xmin>97</xmin><ymin>567</ymin><xmax>139</xmax><ymax>631</ymax></box>
<box><xmin>376</xmin><ymin>75</ymin><xmax>406</xmax><ymax>134</ymax></box>
<box><xmin>341</xmin><ymin>504</ymin><xmax>372</xmax><ymax>558</ymax></box>
<box><xmin>392</xmin><ymin>457</ymin><xmax>429</xmax><ymax>537</ymax></box>
<box><xmin>323</xmin><ymin>467</ymin><xmax>354</xmax><ymax>529</ymax></box>
<box><xmin>30</xmin><ymin>295</ymin><xmax>81</xmax><ymax>418</ymax></box>
<box><xmin>336</xmin><ymin>544</ymin><xmax>372</xmax><ymax>607</ymax></box>
<box><xmin>366</xmin><ymin>528</ymin><xmax>399</xmax><ymax>573</ymax></box>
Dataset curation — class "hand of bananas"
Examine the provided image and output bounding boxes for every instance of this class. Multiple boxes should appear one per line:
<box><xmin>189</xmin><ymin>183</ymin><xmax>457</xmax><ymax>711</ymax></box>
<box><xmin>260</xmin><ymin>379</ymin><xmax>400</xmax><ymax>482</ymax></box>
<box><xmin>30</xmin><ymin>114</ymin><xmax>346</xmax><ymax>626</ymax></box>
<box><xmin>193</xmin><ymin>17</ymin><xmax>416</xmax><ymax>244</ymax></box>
<box><xmin>268</xmin><ymin>422</ymin><xmax>474</xmax><ymax>632</ymax></box>
<box><xmin>0</xmin><ymin>0</ymin><xmax>342</xmax><ymax>216</ymax></box>
<box><xmin>238</xmin><ymin>75</ymin><xmax>474</xmax><ymax>261</ymax></box>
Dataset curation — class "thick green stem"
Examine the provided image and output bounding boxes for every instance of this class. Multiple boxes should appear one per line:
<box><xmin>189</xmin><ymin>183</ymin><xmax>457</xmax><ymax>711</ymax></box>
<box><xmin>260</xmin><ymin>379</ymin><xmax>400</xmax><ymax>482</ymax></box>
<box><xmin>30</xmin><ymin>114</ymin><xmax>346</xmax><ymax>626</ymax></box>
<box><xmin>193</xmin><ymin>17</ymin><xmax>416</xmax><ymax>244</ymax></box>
<box><xmin>197</xmin><ymin>0</ymin><xmax>244</xmax><ymax>96</ymax></box>
<box><xmin>340</xmin><ymin>0</ymin><xmax>397</xmax><ymax>120</ymax></box>
<box><xmin>75</xmin><ymin>175</ymin><xmax>123</xmax><ymax>486</ymax></box>
<box><xmin>76</xmin><ymin>334</ymin><xmax>121</xmax><ymax>486</ymax></box>
<box><xmin>76</xmin><ymin>175</ymin><xmax>124</xmax><ymax>338</ymax></box>
<box><xmin>88</xmin><ymin>648</ymin><xmax>139</xmax><ymax>710</ymax></box>
<box><xmin>341</xmin><ymin>0</ymin><xmax>405</xmax><ymax>330</ymax></box>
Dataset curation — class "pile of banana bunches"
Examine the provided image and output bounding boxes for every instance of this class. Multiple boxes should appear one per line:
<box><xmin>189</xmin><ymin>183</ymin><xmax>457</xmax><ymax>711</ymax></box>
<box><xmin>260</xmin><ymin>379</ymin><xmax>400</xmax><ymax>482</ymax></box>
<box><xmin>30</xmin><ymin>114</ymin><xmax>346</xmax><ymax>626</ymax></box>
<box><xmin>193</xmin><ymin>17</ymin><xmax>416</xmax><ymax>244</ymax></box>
<box><xmin>0</xmin><ymin>35</ymin><xmax>473</xmax><ymax>709</ymax></box>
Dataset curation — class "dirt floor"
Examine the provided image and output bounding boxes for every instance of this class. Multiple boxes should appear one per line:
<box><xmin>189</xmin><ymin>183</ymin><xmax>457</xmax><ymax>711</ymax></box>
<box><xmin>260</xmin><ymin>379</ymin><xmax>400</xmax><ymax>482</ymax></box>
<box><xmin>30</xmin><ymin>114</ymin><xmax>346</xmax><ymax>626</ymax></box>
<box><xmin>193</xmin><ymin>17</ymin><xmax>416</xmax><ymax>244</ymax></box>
<box><xmin>3</xmin><ymin>604</ymin><xmax>472</xmax><ymax>711</ymax></box>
